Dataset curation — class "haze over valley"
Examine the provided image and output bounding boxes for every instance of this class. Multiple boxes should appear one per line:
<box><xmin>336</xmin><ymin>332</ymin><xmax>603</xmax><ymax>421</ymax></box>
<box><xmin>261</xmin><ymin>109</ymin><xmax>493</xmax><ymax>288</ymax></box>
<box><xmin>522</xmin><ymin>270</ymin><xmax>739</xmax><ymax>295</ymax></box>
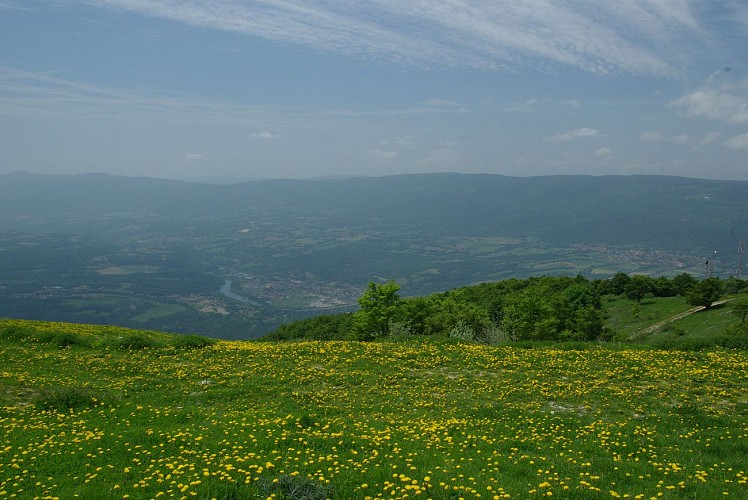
<box><xmin>1</xmin><ymin>172</ymin><xmax>745</xmax><ymax>338</ymax></box>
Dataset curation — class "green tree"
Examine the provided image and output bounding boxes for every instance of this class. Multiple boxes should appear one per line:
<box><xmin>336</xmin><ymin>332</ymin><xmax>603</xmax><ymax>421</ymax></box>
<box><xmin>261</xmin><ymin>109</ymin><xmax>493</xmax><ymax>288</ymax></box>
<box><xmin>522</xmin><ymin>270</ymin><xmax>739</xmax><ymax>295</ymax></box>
<box><xmin>624</xmin><ymin>275</ymin><xmax>652</xmax><ymax>304</ymax></box>
<box><xmin>672</xmin><ymin>272</ymin><xmax>697</xmax><ymax>296</ymax></box>
<box><xmin>685</xmin><ymin>278</ymin><xmax>723</xmax><ymax>309</ymax></box>
<box><xmin>501</xmin><ymin>288</ymin><xmax>558</xmax><ymax>341</ymax></box>
<box><xmin>552</xmin><ymin>283</ymin><xmax>606</xmax><ymax>341</ymax></box>
<box><xmin>353</xmin><ymin>281</ymin><xmax>402</xmax><ymax>340</ymax></box>
<box><xmin>610</xmin><ymin>272</ymin><xmax>631</xmax><ymax>296</ymax></box>
<box><xmin>422</xmin><ymin>296</ymin><xmax>491</xmax><ymax>339</ymax></box>
<box><xmin>730</xmin><ymin>297</ymin><xmax>748</xmax><ymax>324</ymax></box>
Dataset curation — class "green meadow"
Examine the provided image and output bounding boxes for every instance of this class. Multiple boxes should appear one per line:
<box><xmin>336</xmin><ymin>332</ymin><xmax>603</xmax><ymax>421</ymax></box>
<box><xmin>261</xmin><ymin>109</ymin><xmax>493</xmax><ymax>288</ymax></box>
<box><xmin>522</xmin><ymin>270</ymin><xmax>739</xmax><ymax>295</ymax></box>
<box><xmin>1</xmin><ymin>319</ymin><xmax>747</xmax><ymax>499</ymax></box>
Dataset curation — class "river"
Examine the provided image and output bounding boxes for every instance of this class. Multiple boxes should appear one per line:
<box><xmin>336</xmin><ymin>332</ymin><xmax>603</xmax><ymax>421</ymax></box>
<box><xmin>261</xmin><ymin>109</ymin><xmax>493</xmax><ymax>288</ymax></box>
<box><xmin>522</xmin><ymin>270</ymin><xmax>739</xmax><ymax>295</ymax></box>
<box><xmin>219</xmin><ymin>280</ymin><xmax>263</xmax><ymax>306</ymax></box>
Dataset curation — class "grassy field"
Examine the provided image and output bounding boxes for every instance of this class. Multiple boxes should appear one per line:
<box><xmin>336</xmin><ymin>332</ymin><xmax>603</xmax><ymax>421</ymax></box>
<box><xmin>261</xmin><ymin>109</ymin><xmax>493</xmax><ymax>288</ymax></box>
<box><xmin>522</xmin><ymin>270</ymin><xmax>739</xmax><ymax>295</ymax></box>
<box><xmin>603</xmin><ymin>294</ymin><xmax>746</xmax><ymax>350</ymax></box>
<box><xmin>1</xmin><ymin>319</ymin><xmax>747</xmax><ymax>499</ymax></box>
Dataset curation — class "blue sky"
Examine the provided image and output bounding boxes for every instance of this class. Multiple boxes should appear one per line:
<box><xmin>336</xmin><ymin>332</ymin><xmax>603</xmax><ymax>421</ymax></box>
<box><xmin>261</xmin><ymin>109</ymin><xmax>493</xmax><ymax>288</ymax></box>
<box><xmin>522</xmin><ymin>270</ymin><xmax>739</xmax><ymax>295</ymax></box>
<box><xmin>1</xmin><ymin>1</ymin><xmax>747</xmax><ymax>181</ymax></box>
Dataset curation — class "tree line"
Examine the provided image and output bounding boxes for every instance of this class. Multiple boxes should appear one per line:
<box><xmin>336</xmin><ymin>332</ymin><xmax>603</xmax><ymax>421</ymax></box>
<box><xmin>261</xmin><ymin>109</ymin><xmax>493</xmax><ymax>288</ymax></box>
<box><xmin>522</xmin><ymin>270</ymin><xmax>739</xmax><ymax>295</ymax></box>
<box><xmin>265</xmin><ymin>273</ymin><xmax>748</xmax><ymax>342</ymax></box>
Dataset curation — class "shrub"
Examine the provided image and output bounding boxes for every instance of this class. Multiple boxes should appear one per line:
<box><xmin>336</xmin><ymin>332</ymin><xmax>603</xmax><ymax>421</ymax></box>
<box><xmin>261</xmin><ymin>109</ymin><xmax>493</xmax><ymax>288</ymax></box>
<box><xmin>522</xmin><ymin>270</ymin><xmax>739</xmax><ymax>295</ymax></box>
<box><xmin>52</xmin><ymin>331</ymin><xmax>93</xmax><ymax>349</ymax></box>
<box><xmin>448</xmin><ymin>320</ymin><xmax>475</xmax><ymax>341</ymax></box>
<box><xmin>115</xmin><ymin>334</ymin><xmax>159</xmax><ymax>350</ymax></box>
<box><xmin>257</xmin><ymin>474</ymin><xmax>332</xmax><ymax>500</ymax></box>
<box><xmin>171</xmin><ymin>334</ymin><xmax>216</xmax><ymax>350</ymax></box>
<box><xmin>33</xmin><ymin>386</ymin><xmax>105</xmax><ymax>411</ymax></box>
<box><xmin>653</xmin><ymin>332</ymin><xmax>748</xmax><ymax>351</ymax></box>
<box><xmin>481</xmin><ymin>324</ymin><xmax>509</xmax><ymax>345</ymax></box>
<box><xmin>0</xmin><ymin>324</ymin><xmax>27</xmax><ymax>342</ymax></box>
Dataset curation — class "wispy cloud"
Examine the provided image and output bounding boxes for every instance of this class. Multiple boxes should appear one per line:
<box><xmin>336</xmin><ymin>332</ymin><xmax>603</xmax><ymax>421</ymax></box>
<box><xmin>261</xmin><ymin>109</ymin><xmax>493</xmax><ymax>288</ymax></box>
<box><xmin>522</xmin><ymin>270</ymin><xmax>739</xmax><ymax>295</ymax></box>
<box><xmin>726</xmin><ymin>2</ymin><xmax>748</xmax><ymax>34</ymax></box>
<box><xmin>641</xmin><ymin>130</ymin><xmax>665</xmax><ymax>142</ymax></box>
<box><xmin>366</xmin><ymin>149</ymin><xmax>399</xmax><ymax>160</ymax></box>
<box><xmin>701</xmin><ymin>131</ymin><xmax>722</xmax><ymax>144</ymax></box>
<box><xmin>725</xmin><ymin>133</ymin><xmax>748</xmax><ymax>150</ymax></box>
<box><xmin>671</xmin><ymin>83</ymin><xmax>748</xmax><ymax>124</ymax></box>
<box><xmin>544</xmin><ymin>127</ymin><xmax>601</xmax><ymax>143</ymax></box>
<box><xmin>594</xmin><ymin>147</ymin><xmax>614</xmax><ymax>157</ymax></box>
<box><xmin>248</xmin><ymin>131</ymin><xmax>281</xmax><ymax>140</ymax></box>
<box><xmin>71</xmin><ymin>0</ymin><xmax>705</xmax><ymax>75</ymax></box>
<box><xmin>184</xmin><ymin>153</ymin><xmax>204</xmax><ymax>163</ymax></box>
<box><xmin>640</xmin><ymin>130</ymin><xmax>690</xmax><ymax>144</ymax></box>
<box><xmin>671</xmin><ymin>72</ymin><xmax>748</xmax><ymax>126</ymax></box>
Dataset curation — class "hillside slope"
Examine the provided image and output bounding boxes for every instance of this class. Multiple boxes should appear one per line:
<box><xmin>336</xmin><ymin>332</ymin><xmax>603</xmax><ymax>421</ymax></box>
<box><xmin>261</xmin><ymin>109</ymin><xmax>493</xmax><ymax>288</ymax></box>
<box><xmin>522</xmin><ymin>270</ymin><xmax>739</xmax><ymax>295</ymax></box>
<box><xmin>1</xmin><ymin>319</ymin><xmax>747</xmax><ymax>498</ymax></box>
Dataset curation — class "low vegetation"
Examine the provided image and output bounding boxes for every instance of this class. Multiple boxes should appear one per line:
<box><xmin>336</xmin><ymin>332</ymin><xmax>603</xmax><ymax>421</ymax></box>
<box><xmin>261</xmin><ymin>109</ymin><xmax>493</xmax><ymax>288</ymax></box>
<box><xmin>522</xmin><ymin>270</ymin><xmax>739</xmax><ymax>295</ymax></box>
<box><xmin>1</xmin><ymin>318</ymin><xmax>747</xmax><ymax>499</ymax></box>
<box><xmin>2</xmin><ymin>273</ymin><xmax>748</xmax><ymax>498</ymax></box>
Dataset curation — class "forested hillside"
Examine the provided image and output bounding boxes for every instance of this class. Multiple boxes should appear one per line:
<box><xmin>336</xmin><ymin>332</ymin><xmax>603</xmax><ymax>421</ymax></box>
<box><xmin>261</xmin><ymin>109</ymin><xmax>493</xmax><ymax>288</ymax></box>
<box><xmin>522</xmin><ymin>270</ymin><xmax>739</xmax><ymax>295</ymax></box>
<box><xmin>267</xmin><ymin>273</ymin><xmax>748</xmax><ymax>349</ymax></box>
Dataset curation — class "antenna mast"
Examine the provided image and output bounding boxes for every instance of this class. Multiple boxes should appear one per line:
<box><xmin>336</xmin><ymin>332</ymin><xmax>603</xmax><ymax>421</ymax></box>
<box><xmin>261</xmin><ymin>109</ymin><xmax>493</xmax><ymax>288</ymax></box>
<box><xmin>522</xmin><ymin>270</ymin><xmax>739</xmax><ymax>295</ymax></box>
<box><xmin>738</xmin><ymin>241</ymin><xmax>745</xmax><ymax>278</ymax></box>
<box><xmin>705</xmin><ymin>251</ymin><xmax>716</xmax><ymax>278</ymax></box>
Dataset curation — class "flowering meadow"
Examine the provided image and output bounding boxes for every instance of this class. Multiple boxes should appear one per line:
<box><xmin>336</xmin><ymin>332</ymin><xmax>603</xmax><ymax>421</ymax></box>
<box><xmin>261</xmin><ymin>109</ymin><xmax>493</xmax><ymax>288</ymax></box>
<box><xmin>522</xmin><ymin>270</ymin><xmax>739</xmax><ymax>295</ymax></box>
<box><xmin>1</xmin><ymin>319</ymin><xmax>747</xmax><ymax>499</ymax></box>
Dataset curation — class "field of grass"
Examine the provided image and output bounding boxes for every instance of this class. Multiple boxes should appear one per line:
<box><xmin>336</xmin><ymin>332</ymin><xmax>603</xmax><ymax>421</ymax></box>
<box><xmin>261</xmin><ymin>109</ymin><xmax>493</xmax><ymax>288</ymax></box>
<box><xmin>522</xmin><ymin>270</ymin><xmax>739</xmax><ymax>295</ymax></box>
<box><xmin>603</xmin><ymin>296</ymin><xmax>692</xmax><ymax>339</ymax></box>
<box><xmin>603</xmin><ymin>294</ymin><xmax>747</xmax><ymax>350</ymax></box>
<box><xmin>2</xmin><ymin>318</ymin><xmax>747</xmax><ymax>499</ymax></box>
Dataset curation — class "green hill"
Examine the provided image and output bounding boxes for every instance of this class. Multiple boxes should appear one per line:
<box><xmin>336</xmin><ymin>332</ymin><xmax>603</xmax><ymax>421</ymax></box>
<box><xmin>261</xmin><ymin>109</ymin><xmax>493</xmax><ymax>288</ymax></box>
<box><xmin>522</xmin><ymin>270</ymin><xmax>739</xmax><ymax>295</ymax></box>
<box><xmin>266</xmin><ymin>274</ymin><xmax>748</xmax><ymax>349</ymax></box>
<box><xmin>2</xmin><ymin>318</ymin><xmax>747</xmax><ymax>499</ymax></box>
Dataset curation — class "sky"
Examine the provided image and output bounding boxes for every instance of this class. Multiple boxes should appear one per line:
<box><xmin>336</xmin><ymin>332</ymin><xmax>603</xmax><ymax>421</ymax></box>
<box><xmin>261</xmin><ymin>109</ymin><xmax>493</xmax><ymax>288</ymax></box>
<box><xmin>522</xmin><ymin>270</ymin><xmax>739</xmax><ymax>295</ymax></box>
<box><xmin>1</xmin><ymin>1</ymin><xmax>747</xmax><ymax>182</ymax></box>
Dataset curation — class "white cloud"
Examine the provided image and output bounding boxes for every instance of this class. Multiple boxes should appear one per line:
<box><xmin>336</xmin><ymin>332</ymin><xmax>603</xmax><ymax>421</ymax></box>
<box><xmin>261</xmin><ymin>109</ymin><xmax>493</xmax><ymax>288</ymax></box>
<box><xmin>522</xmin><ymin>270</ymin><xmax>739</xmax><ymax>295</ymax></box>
<box><xmin>184</xmin><ymin>153</ymin><xmax>204</xmax><ymax>163</ymax></box>
<box><xmin>640</xmin><ymin>130</ymin><xmax>690</xmax><ymax>144</ymax></box>
<box><xmin>248</xmin><ymin>131</ymin><xmax>281</xmax><ymax>140</ymax></box>
<box><xmin>594</xmin><ymin>147</ymin><xmax>614</xmax><ymax>157</ymax></box>
<box><xmin>423</xmin><ymin>98</ymin><xmax>462</xmax><ymax>108</ymax></box>
<box><xmin>673</xmin><ymin>133</ymin><xmax>689</xmax><ymax>144</ymax></box>
<box><xmin>671</xmin><ymin>86</ymin><xmax>748</xmax><ymax>124</ymax></box>
<box><xmin>640</xmin><ymin>130</ymin><xmax>664</xmax><ymax>142</ymax></box>
<box><xmin>702</xmin><ymin>131</ymin><xmax>722</xmax><ymax>144</ymax></box>
<box><xmin>544</xmin><ymin>127</ymin><xmax>601</xmax><ymax>143</ymax></box>
<box><xmin>73</xmin><ymin>0</ymin><xmax>705</xmax><ymax>75</ymax></box>
<box><xmin>725</xmin><ymin>133</ymin><xmax>748</xmax><ymax>150</ymax></box>
<box><xmin>727</xmin><ymin>3</ymin><xmax>748</xmax><ymax>35</ymax></box>
<box><xmin>366</xmin><ymin>148</ymin><xmax>399</xmax><ymax>160</ymax></box>
<box><xmin>392</xmin><ymin>135</ymin><xmax>415</xmax><ymax>148</ymax></box>
<box><xmin>0</xmin><ymin>2</ymin><xmax>30</xmax><ymax>11</ymax></box>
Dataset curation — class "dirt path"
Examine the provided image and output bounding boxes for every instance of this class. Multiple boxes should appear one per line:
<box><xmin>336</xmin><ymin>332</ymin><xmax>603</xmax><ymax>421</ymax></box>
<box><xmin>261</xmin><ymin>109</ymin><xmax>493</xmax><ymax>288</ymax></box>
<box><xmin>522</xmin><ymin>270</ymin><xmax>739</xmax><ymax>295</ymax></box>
<box><xmin>629</xmin><ymin>299</ymin><xmax>734</xmax><ymax>340</ymax></box>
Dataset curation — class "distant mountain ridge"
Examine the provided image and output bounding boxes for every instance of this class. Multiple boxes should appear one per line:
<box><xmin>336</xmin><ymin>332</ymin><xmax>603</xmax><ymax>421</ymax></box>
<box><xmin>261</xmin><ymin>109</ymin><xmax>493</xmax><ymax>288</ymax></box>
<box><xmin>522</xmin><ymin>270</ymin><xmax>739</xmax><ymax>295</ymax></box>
<box><xmin>1</xmin><ymin>171</ymin><xmax>746</xmax><ymax>253</ymax></box>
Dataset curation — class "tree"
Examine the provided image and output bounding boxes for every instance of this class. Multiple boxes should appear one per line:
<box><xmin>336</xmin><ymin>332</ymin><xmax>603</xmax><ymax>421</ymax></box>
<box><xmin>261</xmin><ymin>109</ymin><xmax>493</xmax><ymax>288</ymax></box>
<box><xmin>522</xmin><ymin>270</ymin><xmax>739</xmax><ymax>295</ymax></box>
<box><xmin>685</xmin><ymin>278</ymin><xmax>723</xmax><ymax>309</ymax></box>
<box><xmin>730</xmin><ymin>297</ymin><xmax>748</xmax><ymax>324</ymax></box>
<box><xmin>353</xmin><ymin>281</ymin><xmax>402</xmax><ymax>340</ymax></box>
<box><xmin>672</xmin><ymin>272</ymin><xmax>697</xmax><ymax>296</ymax></box>
<box><xmin>624</xmin><ymin>275</ymin><xmax>653</xmax><ymax>304</ymax></box>
<box><xmin>422</xmin><ymin>296</ymin><xmax>491</xmax><ymax>339</ymax></box>
<box><xmin>610</xmin><ymin>272</ymin><xmax>631</xmax><ymax>296</ymax></box>
<box><xmin>501</xmin><ymin>288</ymin><xmax>558</xmax><ymax>341</ymax></box>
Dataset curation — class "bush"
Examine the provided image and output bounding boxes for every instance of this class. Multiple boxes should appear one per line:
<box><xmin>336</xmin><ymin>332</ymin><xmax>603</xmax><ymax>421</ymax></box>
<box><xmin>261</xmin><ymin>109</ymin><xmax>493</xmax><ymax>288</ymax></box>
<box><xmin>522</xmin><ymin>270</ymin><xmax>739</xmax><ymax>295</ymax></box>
<box><xmin>171</xmin><ymin>334</ymin><xmax>216</xmax><ymax>350</ymax></box>
<box><xmin>115</xmin><ymin>334</ymin><xmax>159</xmax><ymax>350</ymax></box>
<box><xmin>448</xmin><ymin>320</ymin><xmax>476</xmax><ymax>341</ymax></box>
<box><xmin>33</xmin><ymin>386</ymin><xmax>105</xmax><ymax>411</ymax></box>
<box><xmin>652</xmin><ymin>332</ymin><xmax>748</xmax><ymax>351</ymax></box>
<box><xmin>659</xmin><ymin>323</ymin><xmax>686</xmax><ymax>337</ymax></box>
<box><xmin>0</xmin><ymin>324</ymin><xmax>27</xmax><ymax>342</ymax></box>
<box><xmin>481</xmin><ymin>324</ymin><xmax>509</xmax><ymax>345</ymax></box>
<box><xmin>52</xmin><ymin>331</ymin><xmax>93</xmax><ymax>349</ymax></box>
<box><xmin>257</xmin><ymin>474</ymin><xmax>332</xmax><ymax>500</ymax></box>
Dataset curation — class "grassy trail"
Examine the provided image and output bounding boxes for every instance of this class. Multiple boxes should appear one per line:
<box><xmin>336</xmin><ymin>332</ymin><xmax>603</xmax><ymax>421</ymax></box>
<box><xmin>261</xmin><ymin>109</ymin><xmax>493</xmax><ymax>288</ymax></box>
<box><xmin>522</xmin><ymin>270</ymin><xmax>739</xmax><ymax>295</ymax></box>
<box><xmin>628</xmin><ymin>298</ymin><xmax>736</xmax><ymax>340</ymax></box>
